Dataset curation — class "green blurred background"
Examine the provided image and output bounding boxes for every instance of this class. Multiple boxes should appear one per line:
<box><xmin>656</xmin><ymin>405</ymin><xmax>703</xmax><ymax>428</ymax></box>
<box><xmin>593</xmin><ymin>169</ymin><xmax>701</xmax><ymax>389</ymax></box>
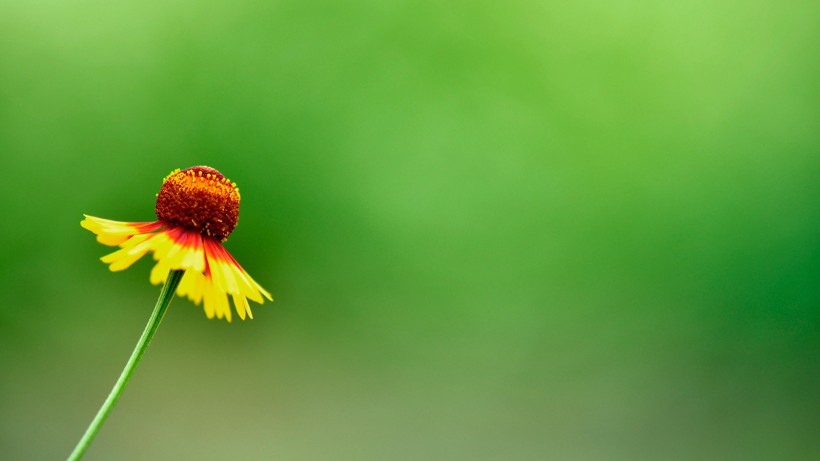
<box><xmin>1</xmin><ymin>1</ymin><xmax>818</xmax><ymax>459</ymax></box>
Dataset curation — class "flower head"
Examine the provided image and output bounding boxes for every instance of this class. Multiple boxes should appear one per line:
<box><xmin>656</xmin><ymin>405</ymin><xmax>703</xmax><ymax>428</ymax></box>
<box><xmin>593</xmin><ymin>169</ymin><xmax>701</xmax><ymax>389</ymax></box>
<box><xmin>82</xmin><ymin>166</ymin><xmax>272</xmax><ymax>321</ymax></box>
<box><xmin>155</xmin><ymin>166</ymin><xmax>240</xmax><ymax>240</ymax></box>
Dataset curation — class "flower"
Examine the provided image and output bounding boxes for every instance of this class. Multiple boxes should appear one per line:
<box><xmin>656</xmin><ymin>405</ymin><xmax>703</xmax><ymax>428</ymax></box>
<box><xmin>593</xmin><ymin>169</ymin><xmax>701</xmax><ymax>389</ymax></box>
<box><xmin>81</xmin><ymin>166</ymin><xmax>272</xmax><ymax>321</ymax></box>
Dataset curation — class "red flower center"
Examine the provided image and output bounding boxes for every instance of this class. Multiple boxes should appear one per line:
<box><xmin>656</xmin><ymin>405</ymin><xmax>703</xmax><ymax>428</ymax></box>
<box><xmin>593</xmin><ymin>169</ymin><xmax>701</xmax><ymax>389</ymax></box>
<box><xmin>155</xmin><ymin>166</ymin><xmax>240</xmax><ymax>240</ymax></box>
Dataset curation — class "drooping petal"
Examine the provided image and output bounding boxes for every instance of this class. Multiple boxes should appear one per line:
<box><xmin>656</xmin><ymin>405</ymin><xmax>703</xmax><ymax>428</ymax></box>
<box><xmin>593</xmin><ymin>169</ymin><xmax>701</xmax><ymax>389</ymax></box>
<box><xmin>81</xmin><ymin>215</ymin><xmax>163</xmax><ymax>246</ymax></box>
<box><xmin>201</xmin><ymin>272</ymin><xmax>217</xmax><ymax>320</ymax></box>
<box><xmin>83</xmin><ymin>214</ymin><xmax>271</xmax><ymax>321</ymax></box>
<box><xmin>211</xmin><ymin>240</ymin><xmax>273</xmax><ymax>302</ymax></box>
<box><xmin>177</xmin><ymin>269</ymin><xmax>205</xmax><ymax>305</ymax></box>
<box><xmin>149</xmin><ymin>258</ymin><xmax>171</xmax><ymax>285</ymax></box>
<box><xmin>200</xmin><ymin>268</ymin><xmax>232</xmax><ymax>322</ymax></box>
<box><xmin>220</xmin><ymin>246</ymin><xmax>273</xmax><ymax>302</ymax></box>
<box><xmin>233</xmin><ymin>293</ymin><xmax>252</xmax><ymax>320</ymax></box>
<box><xmin>200</xmin><ymin>238</ymin><xmax>272</xmax><ymax>320</ymax></box>
<box><xmin>100</xmin><ymin>233</ymin><xmax>156</xmax><ymax>271</ymax></box>
<box><xmin>146</xmin><ymin>229</ymin><xmax>207</xmax><ymax>284</ymax></box>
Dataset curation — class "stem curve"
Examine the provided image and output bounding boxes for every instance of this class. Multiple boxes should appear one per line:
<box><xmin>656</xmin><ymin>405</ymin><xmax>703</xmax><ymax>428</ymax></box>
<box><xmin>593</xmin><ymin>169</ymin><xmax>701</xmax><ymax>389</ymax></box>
<box><xmin>68</xmin><ymin>270</ymin><xmax>184</xmax><ymax>461</ymax></box>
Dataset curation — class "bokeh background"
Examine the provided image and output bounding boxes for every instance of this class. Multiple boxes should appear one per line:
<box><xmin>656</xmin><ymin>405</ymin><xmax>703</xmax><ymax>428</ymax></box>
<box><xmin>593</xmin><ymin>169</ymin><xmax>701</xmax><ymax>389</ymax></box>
<box><xmin>1</xmin><ymin>1</ymin><xmax>818</xmax><ymax>460</ymax></box>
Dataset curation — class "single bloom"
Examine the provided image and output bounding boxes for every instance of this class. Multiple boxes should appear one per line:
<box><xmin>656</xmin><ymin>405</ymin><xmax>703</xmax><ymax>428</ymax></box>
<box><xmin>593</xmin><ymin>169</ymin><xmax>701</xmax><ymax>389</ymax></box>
<box><xmin>81</xmin><ymin>166</ymin><xmax>272</xmax><ymax>321</ymax></box>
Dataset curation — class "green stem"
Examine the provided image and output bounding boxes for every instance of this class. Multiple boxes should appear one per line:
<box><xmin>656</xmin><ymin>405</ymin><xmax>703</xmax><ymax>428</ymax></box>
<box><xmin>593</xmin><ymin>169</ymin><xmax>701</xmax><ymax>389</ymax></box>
<box><xmin>68</xmin><ymin>270</ymin><xmax>184</xmax><ymax>461</ymax></box>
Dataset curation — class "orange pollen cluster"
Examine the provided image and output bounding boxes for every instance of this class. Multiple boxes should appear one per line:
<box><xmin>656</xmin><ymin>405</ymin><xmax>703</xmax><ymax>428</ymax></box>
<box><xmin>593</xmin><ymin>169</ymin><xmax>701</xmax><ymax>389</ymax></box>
<box><xmin>155</xmin><ymin>166</ymin><xmax>241</xmax><ymax>241</ymax></box>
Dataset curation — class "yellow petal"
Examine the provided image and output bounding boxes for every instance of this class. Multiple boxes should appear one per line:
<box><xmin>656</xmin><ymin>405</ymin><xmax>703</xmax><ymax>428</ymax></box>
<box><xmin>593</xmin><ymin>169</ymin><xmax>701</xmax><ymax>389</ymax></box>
<box><xmin>232</xmin><ymin>293</ymin><xmax>249</xmax><ymax>320</ymax></box>
<box><xmin>150</xmin><ymin>260</ymin><xmax>171</xmax><ymax>285</ymax></box>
